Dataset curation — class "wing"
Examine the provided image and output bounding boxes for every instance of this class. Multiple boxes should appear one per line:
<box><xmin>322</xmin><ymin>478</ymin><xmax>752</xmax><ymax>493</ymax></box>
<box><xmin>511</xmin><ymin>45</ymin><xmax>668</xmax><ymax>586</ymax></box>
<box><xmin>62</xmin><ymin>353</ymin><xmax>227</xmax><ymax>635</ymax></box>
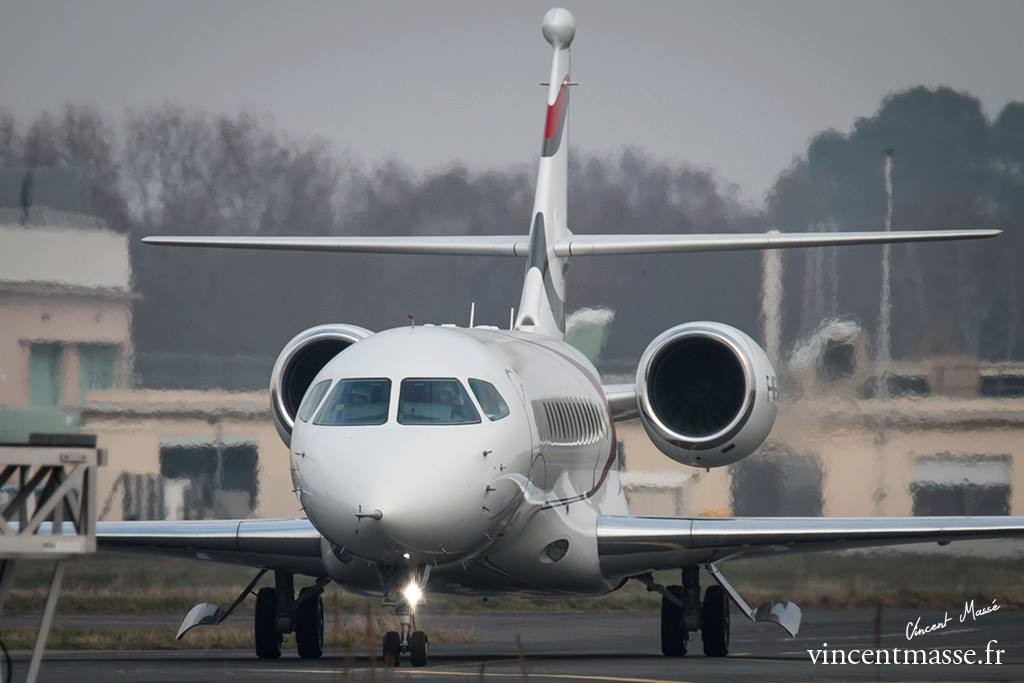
<box><xmin>96</xmin><ymin>518</ymin><xmax>326</xmax><ymax>577</ymax></box>
<box><xmin>596</xmin><ymin>514</ymin><xmax>1024</xmax><ymax>579</ymax></box>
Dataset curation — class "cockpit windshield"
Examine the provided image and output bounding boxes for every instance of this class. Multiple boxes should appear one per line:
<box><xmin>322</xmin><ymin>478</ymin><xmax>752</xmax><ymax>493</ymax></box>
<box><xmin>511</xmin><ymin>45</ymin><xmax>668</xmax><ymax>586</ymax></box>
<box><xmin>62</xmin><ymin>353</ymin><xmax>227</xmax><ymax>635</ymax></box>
<box><xmin>468</xmin><ymin>378</ymin><xmax>510</xmax><ymax>421</ymax></box>
<box><xmin>297</xmin><ymin>379</ymin><xmax>332</xmax><ymax>422</ymax></box>
<box><xmin>314</xmin><ymin>378</ymin><xmax>391</xmax><ymax>426</ymax></box>
<box><xmin>398</xmin><ymin>378</ymin><xmax>480</xmax><ymax>425</ymax></box>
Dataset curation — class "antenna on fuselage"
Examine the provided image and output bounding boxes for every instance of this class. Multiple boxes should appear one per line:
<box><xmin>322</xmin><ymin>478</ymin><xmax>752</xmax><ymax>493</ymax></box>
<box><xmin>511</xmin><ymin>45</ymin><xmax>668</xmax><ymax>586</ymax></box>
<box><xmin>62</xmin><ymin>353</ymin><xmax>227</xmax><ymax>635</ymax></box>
<box><xmin>469</xmin><ymin>301</ymin><xmax>476</xmax><ymax>328</ymax></box>
<box><xmin>408</xmin><ymin>314</ymin><xmax>415</xmax><ymax>328</ymax></box>
<box><xmin>509</xmin><ymin>307</ymin><xmax>515</xmax><ymax>331</ymax></box>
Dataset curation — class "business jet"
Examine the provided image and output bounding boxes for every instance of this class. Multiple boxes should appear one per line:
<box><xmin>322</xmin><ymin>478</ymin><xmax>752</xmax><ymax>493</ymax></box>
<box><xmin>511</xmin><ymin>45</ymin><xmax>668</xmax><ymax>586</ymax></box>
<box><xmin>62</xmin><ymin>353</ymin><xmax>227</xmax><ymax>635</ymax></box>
<box><xmin>97</xmin><ymin>7</ymin><xmax>1017</xmax><ymax>667</ymax></box>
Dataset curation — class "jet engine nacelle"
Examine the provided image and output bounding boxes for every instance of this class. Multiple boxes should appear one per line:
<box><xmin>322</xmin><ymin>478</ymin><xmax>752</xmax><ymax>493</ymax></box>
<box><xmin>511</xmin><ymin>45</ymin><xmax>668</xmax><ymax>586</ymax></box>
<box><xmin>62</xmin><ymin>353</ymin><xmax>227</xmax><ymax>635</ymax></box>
<box><xmin>270</xmin><ymin>323</ymin><xmax>372</xmax><ymax>445</ymax></box>
<box><xmin>636</xmin><ymin>322</ymin><xmax>777</xmax><ymax>468</ymax></box>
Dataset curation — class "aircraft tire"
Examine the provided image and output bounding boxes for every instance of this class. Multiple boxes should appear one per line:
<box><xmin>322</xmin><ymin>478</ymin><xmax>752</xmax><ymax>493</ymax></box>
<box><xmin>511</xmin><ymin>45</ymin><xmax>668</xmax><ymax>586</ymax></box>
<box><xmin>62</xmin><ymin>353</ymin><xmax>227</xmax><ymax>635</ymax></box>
<box><xmin>254</xmin><ymin>587</ymin><xmax>282</xmax><ymax>659</ymax></box>
<box><xmin>660</xmin><ymin>585</ymin><xmax>687</xmax><ymax>656</ymax></box>
<box><xmin>701</xmin><ymin>584</ymin><xmax>730</xmax><ymax>657</ymax></box>
<box><xmin>382</xmin><ymin>631</ymin><xmax>401</xmax><ymax>666</ymax></box>
<box><xmin>409</xmin><ymin>630</ymin><xmax>429</xmax><ymax>667</ymax></box>
<box><xmin>295</xmin><ymin>588</ymin><xmax>324</xmax><ymax>659</ymax></box>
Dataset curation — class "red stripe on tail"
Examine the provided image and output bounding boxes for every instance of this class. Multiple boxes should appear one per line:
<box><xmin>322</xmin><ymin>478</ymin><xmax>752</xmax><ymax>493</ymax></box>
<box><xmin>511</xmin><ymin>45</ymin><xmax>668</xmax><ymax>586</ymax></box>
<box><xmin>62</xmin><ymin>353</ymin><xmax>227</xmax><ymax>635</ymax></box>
<box><xmin>544</xmin><ymin>83</ymin><xmax>568</xmax><ymax>140</ymax></box>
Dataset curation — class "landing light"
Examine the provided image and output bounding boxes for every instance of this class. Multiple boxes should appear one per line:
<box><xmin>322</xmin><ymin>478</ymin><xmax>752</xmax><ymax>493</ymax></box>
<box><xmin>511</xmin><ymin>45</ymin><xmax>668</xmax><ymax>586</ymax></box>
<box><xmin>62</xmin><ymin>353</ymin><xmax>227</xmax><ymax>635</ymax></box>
<box><xmin>403</xmin><ymin>581</ymin><xmax>424</xmax><ymax>609</ymax></box>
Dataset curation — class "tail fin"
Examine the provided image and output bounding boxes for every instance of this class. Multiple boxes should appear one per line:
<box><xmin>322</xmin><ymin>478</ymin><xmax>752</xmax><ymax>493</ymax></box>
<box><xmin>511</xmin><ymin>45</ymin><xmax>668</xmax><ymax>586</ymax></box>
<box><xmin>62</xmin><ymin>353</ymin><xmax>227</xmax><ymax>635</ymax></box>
<box><xmin>515</xmin><ymin>8</ymin><xmax>575</xmax><ymax>337</ymax></box>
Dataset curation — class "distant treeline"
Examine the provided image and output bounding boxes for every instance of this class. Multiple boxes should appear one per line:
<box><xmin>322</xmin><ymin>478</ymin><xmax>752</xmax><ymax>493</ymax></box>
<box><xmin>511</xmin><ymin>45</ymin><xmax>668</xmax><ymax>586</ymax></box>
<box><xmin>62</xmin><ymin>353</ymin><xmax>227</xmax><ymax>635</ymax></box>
<box><xmin>0</xmin><ymin>86</ymin><xmax>1021</xmax><ymax>388</ymax></box>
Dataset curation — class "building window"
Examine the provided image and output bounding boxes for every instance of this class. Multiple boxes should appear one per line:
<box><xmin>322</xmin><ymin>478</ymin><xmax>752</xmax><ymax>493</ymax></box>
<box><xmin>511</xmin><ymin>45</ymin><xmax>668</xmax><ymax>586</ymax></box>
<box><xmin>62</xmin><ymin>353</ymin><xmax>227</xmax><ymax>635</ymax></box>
<box><xmin>888</xmin><ymin>374</ymin><xmax>931</xmax><ymax>397</ymax></box>
<box><xmin>817</xmin><ymin>340</ymin><xmax>855</xmax><ymax>382</ymax></box>
<box><xmin>28</xmin><ymin>342</ymin><xmax>62</xmax><ymax>407</ymax></box>
<box><xmin>78</xmin><ymin>343</ymin><xmax>118</xmax><ymax>401</ymax></box>
<box><xmin>159</xmin><ymin>441</ymin><xmax>259</xmax><ymax>519</ymax></box>
<box><xmin>979</xmin><ymin>375</ymin><xmax>1024</xmax><ymax>398</ymax></box>
<box><xmin>911</xmin><ymin>455</ymin><xmax>1011</xmax><ymax>516</ymax></box>
<box><xmin>730</xmin><ymin>447</ymin><xmax>823</xmax><ymax>516</ymax></box>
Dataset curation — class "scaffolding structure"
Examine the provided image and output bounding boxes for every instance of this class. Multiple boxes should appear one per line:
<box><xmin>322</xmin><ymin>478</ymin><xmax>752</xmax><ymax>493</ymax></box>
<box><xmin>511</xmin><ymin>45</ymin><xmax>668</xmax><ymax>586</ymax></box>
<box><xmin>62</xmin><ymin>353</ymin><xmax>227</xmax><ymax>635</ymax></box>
<box><xmin>0</xmin><ymin>436</ymin><xmax>103</xmax><ymax>683</ymax></box>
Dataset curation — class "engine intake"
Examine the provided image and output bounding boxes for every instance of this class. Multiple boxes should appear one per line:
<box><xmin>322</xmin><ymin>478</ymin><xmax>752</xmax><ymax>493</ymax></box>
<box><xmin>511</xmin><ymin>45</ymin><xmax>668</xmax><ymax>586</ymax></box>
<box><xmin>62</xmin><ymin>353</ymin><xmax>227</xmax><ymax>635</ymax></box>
<box><xmin>270</xmin><ymin>324</ymin><xmax>372</xmax><ymax>445</ymax></box>
<box><xmin>637</xmin><ymin>322</ymin><xmax>776</xmax><ymax>468</ymax></box>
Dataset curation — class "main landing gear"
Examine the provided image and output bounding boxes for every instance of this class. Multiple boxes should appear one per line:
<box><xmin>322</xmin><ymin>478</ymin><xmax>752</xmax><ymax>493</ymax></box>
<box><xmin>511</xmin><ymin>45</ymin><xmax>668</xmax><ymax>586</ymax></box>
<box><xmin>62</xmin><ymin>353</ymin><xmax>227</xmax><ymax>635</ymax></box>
<box><xmin>648</xmin><ymin>566</ymin><xmax>730</xmax><ymax>658</ymax></box>
<box><xmin>255</xmin><ymin>572</ymin><xmax>327</xmax><ymax>659</ymax></box>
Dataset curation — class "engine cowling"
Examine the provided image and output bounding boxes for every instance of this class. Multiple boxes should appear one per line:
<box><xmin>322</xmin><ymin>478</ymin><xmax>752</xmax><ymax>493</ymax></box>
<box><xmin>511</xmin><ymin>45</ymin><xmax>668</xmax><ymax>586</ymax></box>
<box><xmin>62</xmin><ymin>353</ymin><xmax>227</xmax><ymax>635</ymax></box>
<box><xmin>270</xmin><ymin>323</ymin><xmax>373</xmax><ymax>445</ymax></box>
<box><xmin>636</xmin><ymin>322</ymin><xmax>777</xmax><ymax>468</ymax></box>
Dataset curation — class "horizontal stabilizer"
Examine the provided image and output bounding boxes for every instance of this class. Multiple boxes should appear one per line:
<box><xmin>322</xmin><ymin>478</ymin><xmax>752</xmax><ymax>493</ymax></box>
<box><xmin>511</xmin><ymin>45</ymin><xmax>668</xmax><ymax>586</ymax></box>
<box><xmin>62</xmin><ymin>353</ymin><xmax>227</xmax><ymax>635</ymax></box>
<box><xmin>144</xmin><ymin>229</ymin><xmax>999</xmax><ymax>257</ymax></box>
<box><xmin>142</xmin><ymin>235</ymin><xmax>529</xmax><ymax>256</ymax></box>
<box><xmin>555</xmin><ymin>228</ymin><xmax>1001</xmax><ymax>256</ymax></box>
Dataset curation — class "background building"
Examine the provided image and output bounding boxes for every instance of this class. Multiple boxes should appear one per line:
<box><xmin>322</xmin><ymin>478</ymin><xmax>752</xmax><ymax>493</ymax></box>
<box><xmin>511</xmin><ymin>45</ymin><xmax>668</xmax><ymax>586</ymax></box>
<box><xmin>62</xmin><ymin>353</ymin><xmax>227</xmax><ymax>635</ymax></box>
<box><xmin>0</xmin><ymin>215</ymin><xmax>132</xmax><ymax>419</ymax></box>
<box><xmin>620</xmin><ymin>328</ymin><xmax>1024</xmax><ymax>558</ymax></box>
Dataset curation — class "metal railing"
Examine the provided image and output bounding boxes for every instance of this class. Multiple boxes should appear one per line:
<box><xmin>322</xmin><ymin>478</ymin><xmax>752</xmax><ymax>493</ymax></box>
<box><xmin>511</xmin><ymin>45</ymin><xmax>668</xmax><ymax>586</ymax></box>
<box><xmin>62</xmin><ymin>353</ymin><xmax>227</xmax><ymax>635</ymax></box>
<box><xmin>0</xmin><ymin>437</ymin><xmax>103</xmax><ymax>683</ymax></box>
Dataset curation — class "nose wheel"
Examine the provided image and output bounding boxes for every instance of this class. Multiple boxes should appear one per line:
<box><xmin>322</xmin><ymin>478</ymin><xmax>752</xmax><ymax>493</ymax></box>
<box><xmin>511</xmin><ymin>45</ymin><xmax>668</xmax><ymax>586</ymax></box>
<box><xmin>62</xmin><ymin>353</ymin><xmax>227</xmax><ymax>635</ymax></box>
<box><xmin>381</xmin><ymin>606</ymin><xmax>431</xmax><ymax>667</ymax></box>
<box><xmin>409</xmin><ymin>630</ymin><xmax>429</xmax><ymax>666</ymax></box>
<box><xmin>380</xmin><ymin>569</ymin><xmax>432</xmax><ymax>669</ymax></box>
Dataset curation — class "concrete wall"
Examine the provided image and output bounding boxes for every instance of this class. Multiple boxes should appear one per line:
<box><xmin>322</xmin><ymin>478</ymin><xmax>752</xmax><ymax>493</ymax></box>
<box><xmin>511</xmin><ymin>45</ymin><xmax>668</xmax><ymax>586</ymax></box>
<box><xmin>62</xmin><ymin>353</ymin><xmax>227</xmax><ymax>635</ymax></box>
<box><xmin>81</xmin><ymin>390</ymin><xmax>300</xmax><ymax>521</ymax></box>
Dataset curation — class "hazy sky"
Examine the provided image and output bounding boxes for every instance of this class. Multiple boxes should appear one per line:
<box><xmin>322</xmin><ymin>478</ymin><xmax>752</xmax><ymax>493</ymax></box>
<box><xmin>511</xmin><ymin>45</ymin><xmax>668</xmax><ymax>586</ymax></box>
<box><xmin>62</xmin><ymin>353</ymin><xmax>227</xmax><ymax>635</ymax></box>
<box><xmin>2</xmin><ymin>0</ymin><xmax>1022</xmax><ymax>205</ymax></box>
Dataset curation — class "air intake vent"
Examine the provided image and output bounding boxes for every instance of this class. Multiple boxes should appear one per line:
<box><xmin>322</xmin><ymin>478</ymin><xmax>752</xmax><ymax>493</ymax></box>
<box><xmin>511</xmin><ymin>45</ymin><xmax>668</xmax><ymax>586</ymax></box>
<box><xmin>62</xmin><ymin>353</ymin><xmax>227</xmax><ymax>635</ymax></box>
<box><xmin>533</xmin><ymin>397</ymin><xmax>604</xmax><ymax>447</ymax></box>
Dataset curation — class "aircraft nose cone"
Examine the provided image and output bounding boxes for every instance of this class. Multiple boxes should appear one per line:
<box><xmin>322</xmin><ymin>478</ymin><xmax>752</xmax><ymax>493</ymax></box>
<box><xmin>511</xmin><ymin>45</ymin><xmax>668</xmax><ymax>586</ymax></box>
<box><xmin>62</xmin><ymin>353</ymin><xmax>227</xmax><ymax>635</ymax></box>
<box><xmin>304</xmin><ymin>442</ymin><xmax>513</xmax><ymax>564</ymax></box>
<box><xmin>370</xmin><ymin>480</ymin><xmax>495</xmax><ymax>559</ymax></box>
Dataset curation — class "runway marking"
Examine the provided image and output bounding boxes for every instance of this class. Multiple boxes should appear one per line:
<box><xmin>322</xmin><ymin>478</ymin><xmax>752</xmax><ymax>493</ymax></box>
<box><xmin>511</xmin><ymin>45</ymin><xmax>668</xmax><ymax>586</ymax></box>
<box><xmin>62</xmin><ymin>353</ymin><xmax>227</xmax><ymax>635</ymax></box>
<box><xmin>249</xmin><ymin>669</ymin><xmax>696</xmax><ymax>683</ymax></box>
<box><xmin>399</xmin><ymin>672</ymin><xmax>697</xmax><ymax>683</ymax></box>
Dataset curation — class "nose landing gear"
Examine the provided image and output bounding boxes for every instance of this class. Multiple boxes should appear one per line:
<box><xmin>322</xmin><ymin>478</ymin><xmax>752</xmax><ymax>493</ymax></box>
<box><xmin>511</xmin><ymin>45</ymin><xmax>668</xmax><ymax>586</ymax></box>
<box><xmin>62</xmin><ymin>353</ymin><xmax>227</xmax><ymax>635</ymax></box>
<box><xmin>380</xmin><ymin>570</ymin><xmax>431</xmax><ymax>667</ymax></box>
<box><xmin>382</xmin><ymin>605</ymin><xmax>429</xmax><ymax>667</ymax></box>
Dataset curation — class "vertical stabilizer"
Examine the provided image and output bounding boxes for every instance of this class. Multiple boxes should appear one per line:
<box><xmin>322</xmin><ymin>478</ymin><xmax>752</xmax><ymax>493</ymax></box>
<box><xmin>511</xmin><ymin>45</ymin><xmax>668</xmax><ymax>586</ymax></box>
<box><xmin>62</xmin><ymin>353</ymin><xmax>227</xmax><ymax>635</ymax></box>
<box><xmin>516</xmin><ymin>8</ymin><xmax>575</xmax><ymax>337</ymax></box>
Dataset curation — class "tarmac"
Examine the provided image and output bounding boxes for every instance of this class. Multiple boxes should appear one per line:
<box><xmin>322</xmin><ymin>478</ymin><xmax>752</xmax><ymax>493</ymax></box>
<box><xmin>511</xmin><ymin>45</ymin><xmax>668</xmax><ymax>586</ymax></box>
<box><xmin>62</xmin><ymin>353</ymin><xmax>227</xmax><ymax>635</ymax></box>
<box><xmin>6</xmin><ymin>606</ymin><xmax>1024</xmax><ymax>682</ymax></box>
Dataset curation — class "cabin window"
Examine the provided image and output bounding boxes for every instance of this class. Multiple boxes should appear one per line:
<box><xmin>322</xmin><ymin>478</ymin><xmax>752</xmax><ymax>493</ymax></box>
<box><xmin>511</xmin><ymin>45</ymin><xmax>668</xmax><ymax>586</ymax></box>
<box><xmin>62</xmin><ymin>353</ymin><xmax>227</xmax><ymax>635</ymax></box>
<box><xmin>468</xmin><ymin>378</ymin><xmax>510</xmax><ymax>421</ymax></box>
<box><xmin>297</xmin><ymin>379</ymin><xmax>332</xmax><ymax>422</ymax></box>
<box><xmin>314</xmin><ymin>378</ymin><xmax>391</xmax><ymax>426</ymax></box>
<box><xmin>398</xmin><ymin>378</ymin><xmax>480</xmax><ymax>425</ymax></box>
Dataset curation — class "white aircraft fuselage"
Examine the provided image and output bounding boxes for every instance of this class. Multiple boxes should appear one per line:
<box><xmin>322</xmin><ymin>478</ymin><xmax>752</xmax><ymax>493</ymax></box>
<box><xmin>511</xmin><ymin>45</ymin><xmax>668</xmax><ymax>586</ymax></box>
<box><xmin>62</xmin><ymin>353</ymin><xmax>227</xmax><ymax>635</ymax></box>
<box><xmin>291</xmin><ymin>325</ymin><xmax>628</xmax><ymax>596</ymax></box>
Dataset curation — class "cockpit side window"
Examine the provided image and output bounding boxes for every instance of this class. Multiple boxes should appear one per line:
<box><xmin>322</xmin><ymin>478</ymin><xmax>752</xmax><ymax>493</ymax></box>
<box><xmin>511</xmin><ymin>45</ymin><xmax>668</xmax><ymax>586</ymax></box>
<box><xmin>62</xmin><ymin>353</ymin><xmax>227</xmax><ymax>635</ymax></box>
<box><xmin>296</xmin><ymin>379</ymin><xmax>332</xmax><ymax>422</ymax></box>
<box><xmin>468</xmin><ymin>378</ymin><xmax>510</xmax><ymax>421</ymax></box>
<box><xmin>314</xmin><ymin>378</ymin><xmax>391</xmax><ymax>426</ymax></box>
<box><xmin>398</xmin><ymin>378</ymin><xmax>481</xmax><ymax>425</ymax></box>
